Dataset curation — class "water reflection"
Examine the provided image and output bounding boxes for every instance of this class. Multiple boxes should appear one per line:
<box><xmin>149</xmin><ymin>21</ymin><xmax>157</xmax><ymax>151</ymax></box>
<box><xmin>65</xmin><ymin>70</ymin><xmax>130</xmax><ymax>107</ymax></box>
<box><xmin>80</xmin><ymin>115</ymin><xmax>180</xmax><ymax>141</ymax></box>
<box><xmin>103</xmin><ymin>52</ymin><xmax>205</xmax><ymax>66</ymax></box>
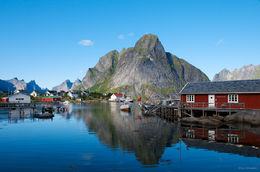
<box><xmin>1</xmin><ymin>103</ymin><xmax>260</xmax><ymax>169</ymax></box>
<box><xmin>0</xmin><ymin>108</ymin><xmax>35</xmax><ymax>123</ymax></box>
<box><xmin>181</xmin><ymin>124</ymin><xmax>260</xmax><ymax>158</ymax></box>
<box><xmin>70</xmin><ymin>103</ymin><xmax>260</xmax><ymax>164</ymax></box>
<box><xmin>70</xmin><ymin>102</ymin><xmax>180</xmax><ymax>165</ymax></box>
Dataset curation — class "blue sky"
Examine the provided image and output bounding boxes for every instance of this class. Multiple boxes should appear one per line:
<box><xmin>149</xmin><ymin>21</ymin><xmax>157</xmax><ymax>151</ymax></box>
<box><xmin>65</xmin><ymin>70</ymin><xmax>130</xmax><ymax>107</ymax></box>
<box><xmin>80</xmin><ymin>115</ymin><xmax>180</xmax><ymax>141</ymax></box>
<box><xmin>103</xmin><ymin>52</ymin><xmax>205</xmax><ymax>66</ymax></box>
<box><xmin>0</xmin><ymin>0</ymin><xmax>260</xmax><ymax>89</ymax></box>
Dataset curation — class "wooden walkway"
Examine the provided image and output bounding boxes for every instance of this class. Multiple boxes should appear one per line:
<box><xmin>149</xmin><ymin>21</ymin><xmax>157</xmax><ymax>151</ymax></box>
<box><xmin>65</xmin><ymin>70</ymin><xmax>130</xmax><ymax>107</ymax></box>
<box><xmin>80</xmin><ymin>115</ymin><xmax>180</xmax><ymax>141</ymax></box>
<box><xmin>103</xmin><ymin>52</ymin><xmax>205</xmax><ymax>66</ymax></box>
<box><xmin>141</xmin><ymin>104</ymin><xmax>180</xmax><ymax>121</ymax></box>
<box><xmin>0</xmin><ymin>103</ymin><xmax>37</xmax><ymax>109</ymax></box>
<box><xmin>140</xmin><ymin>101</ymin><xmax>247</xmax><ymax>120</ymax></box>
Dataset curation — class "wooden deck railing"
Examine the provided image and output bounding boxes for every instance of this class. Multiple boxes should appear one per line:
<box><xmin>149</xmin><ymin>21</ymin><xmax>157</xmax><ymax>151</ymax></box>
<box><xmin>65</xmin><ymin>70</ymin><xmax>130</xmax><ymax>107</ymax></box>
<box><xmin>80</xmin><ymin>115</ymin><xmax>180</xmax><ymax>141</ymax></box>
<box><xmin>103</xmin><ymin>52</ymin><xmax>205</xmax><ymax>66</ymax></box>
<box><xmin>0</xmin><ymin>103</ymin><xmax>37</xmax><ymax>109</ymax></box>
<box><xmin>182</xmin><ymin>102</ymin><xmax>245</xmax><ymax>109</ymax></box>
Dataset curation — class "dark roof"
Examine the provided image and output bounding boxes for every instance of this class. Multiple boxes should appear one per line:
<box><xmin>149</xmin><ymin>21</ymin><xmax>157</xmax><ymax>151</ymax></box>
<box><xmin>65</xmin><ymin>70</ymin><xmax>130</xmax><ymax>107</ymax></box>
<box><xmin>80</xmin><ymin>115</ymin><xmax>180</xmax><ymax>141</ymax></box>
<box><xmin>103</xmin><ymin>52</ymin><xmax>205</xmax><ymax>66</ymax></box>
<box><xmin>180</xmin><ymin>79</ymin><xmax>260</xmax><ymax>94</ymax></box>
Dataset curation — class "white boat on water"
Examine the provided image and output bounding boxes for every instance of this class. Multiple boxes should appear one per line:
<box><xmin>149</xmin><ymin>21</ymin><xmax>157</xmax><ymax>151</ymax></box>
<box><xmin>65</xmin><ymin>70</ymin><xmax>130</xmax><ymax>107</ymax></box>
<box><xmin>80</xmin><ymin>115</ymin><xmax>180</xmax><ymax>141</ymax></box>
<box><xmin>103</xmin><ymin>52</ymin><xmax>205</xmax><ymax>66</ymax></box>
<box><xmin>63</xmin><ymin>100</ymin><xmax>70</xmax><ymax>105</ymax></box>
<box><xmin>120</xmin><ymin>102</ymin><xmax>132</xmax><ymax>112</ymax></box>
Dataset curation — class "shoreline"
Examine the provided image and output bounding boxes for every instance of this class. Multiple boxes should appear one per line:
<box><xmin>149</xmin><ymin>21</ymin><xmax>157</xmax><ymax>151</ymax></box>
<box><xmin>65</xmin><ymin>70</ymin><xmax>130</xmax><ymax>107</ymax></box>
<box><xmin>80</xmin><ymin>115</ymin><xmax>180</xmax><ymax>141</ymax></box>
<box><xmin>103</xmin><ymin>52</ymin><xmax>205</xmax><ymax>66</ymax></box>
<box><xmin>181</xmin><ymin>110</ymin><xmax>260</xmax><ymax>126</ymax></box>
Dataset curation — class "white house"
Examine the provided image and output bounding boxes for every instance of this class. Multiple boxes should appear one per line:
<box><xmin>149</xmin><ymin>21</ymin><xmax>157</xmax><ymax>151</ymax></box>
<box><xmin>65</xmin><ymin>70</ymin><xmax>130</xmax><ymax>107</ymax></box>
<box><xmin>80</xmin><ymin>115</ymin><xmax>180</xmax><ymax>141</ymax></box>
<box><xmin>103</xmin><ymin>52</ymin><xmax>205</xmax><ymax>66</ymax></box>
<box><xmin>30</xmin><ymin>91</ymin><xmax>38</xmax><ymax>97</ymax></box>
<box><xmin>68</xmin><ymin>91</ymin><xmax>78</xmax><ymax>99</ymax></box>
<box><xmin>45</xmin><ymin>90</ymin><xmax>57</xmax><ymax>96</ymax></box>
<box><xmin>109</xmin><ymin>94</ymin><xmax>124</xmax><ymax>102</ymax></box>
<box><xmin>9</xmin><ymin>93</ymin><xmax>31</xmax><ymax>103</ymax></box>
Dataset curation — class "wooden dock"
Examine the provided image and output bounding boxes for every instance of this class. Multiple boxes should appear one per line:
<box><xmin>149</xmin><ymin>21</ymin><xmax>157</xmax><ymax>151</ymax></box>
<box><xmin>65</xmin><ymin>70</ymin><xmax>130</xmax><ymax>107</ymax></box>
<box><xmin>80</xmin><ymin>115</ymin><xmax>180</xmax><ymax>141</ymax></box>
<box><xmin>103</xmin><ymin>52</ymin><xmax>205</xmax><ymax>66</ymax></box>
<box><xmin>140</xmin><ymin>101</ymin><xmax>247</xmax><ymax>121</ymax></box>
<box><xmin>0</xmin><ymin>102</ymin><xmax>37</xmax><ymax>109</ymax></box>
<box><xmin>140</xmin><ymin>104</ymin><xmax>179</xmax><ymax>121</ymax></box>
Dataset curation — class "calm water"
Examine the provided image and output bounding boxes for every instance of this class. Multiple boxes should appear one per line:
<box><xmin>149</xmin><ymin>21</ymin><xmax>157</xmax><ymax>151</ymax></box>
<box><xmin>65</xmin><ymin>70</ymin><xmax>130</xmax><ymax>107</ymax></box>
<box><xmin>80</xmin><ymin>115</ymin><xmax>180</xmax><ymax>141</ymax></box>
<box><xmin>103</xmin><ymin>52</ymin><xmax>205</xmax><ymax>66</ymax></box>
<box><xmin>0</xmin><ymin>103</ymin><xmax>260</xmax><ymax>172</ymax></box>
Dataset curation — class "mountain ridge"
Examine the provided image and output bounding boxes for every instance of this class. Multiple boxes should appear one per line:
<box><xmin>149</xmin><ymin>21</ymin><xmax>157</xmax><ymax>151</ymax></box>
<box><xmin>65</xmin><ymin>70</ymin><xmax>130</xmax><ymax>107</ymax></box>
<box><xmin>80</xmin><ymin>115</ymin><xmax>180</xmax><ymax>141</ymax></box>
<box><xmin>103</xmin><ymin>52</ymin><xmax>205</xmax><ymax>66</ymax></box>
<box><xmin>82</xmin><ymin>34</ymin><xmax>209</xmax><ymax>99</ymax></box>
<box><xmin>0</xmin><ymin>78</ymin><xmax>46</xmax><ymax>94</ymax></box>
<box><xmin>213</xmin><ymin>64</ymin><xmax>260</xmax><ymax>81</ymax></box>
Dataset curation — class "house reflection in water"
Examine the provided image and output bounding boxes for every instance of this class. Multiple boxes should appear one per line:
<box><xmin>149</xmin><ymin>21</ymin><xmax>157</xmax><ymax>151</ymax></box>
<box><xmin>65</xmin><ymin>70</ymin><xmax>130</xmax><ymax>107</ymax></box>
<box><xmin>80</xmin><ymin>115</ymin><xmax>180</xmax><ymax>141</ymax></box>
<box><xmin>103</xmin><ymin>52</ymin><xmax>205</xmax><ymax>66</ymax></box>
<box><xmin>5</xmin><ymin>108</ymin><xmax>34</xmax><ymax>123</ymax></box>
<box><xmin>182</xmin><ymin>125</ymin><xmax>260</xmax><ymax>158</ymax></box>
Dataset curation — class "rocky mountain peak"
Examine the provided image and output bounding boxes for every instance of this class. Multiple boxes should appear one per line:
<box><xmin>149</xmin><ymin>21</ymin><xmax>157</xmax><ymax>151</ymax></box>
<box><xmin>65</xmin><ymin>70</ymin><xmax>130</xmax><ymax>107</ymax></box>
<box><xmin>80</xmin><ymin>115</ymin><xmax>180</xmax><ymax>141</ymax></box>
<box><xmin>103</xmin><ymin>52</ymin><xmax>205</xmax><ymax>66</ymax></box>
<box><xmin>28</xmin><ymin>80</ymin><xmax>36</xmax><ymax>84</ymax></box>
<box><xmin>0</xmin><ymin>78</ymin><xmax>46</xmax><ymax>94</ymax></box>
<box><xmin>71</xmin><ymin>79</ymin><xmax>82</xmax><ymax>90</ymax></box>
<box><xmin>134</xmin><ymin>34</ymin><xmax>165</xmax><ymax>56</ymax></box>
<box><xmin>52</xmin><ymin>80</ymin><xmax>73</xmax><ymax>92</ymax></box>
<box><xmin>81</xmin><ymin>34</ymin><xmax>209</xmax><ymax>100</ymax></box>
<box><xmin>213</xmin><ymin>64</ymin><xmax>260</xmax><ymax>81</ymax></box>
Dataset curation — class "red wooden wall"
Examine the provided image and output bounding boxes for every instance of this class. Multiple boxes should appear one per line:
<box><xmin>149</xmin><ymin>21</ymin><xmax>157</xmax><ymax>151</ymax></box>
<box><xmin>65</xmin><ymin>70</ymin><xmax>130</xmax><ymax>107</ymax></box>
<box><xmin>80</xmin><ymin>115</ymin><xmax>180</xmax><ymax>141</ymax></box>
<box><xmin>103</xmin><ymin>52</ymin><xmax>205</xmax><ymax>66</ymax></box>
<box><xmin>181</xmin><ymin>94</ymin><xmax>260</xmax><ymax>109</ymax></box>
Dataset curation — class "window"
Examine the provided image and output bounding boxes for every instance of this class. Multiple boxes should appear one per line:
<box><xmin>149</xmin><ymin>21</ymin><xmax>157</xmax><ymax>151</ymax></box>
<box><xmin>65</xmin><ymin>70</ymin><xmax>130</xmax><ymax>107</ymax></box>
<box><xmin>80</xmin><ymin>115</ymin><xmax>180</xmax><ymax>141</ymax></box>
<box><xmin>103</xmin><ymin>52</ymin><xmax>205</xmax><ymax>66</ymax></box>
<box><xmin>186</xmin><ymin>95</ymin><xmax>195</xmax><ymax>103</ymax></box>
<box><xmin>228</xmin><ymin>134</ymin><xmax>239</xmax><ymax>143</ymax></box>
<box><xmin>228</xmin><ymin>94</ymin><xmax>238</xmax><ymax>103</ymax></box>
<box><xmin>15</xmin><ymin>98</ymin><xmax>24</xmax><ymax>100</ymax></box>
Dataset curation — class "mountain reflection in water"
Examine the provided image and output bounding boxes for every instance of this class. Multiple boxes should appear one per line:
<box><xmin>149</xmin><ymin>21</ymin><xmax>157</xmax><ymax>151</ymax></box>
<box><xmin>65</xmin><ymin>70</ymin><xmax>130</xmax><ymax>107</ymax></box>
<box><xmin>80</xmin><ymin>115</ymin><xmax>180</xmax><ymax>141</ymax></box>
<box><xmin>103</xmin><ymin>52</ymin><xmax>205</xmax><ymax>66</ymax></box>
<box><xmin>1</xmin><ymin>102</ymin><xmax>260</xmax><ymax>171</ymax></box>
<box><xmin>70</xmin><ymin>102</ymin><xmax>180</xmax><ymax>165</ymax></box>
<box><xmin>69</xmin><ymin>103</ymin><xmax>260</xmax><ymax>164</ymax></box>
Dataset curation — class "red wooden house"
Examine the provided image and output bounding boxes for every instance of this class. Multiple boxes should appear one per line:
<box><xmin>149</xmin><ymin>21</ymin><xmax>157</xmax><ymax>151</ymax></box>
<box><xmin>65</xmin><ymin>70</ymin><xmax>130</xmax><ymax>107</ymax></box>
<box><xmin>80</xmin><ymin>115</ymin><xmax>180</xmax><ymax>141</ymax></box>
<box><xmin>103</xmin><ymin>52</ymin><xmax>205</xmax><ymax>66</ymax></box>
<box><xmin>1</xmin><ymin>97</ymin><xmax>8</xmax><ymax>102</ymax></box>
<box><xmin>42</xmin><ymin>96</ymin><xmax>61</xmax><ymax>102</ymax></box>
<box><xmin>180</xmin><ymin>79</ymin><xmax>260</xmax><ymax>110</ymax></box>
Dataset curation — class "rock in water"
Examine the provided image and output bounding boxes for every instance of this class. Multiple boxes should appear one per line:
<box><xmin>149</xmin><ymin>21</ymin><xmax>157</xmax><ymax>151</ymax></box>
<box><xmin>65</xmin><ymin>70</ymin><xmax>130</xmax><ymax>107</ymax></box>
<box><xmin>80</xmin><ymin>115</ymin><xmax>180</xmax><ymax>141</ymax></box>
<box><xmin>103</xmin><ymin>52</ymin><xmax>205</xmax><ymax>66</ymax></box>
<box><xmin>82</xmin><ymin>34</ymin><xmax>209</xmax><ymax>99</ymax></box>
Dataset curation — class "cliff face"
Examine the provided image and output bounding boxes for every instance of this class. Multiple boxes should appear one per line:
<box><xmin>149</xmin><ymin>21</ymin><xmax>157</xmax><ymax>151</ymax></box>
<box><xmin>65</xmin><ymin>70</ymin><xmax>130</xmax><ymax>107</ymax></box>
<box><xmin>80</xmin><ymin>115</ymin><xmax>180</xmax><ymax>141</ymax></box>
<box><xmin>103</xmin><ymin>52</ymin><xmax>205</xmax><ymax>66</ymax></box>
<box><xmin>71</xmin><ymin>79</ymin><xmax>82</xmax><ymax>90</ymax></box>
<box><xmin>213</xmin><ymin>64</ymin><xmax>260</xmax><ymax>81</ymax></box>
<box><xmin>82</xmin><ymin>50</ymin><xmax>119</xmax><ymax>90</ymax></box>
<box><xmin>82</xmin><ymin>34</ymin><xmax>209</xmax><ymax>99</ymax></box>
<box><xmin>52</xmin><ymin>79</ymin><xmax>73</xmax><ymax>92</ymax></box>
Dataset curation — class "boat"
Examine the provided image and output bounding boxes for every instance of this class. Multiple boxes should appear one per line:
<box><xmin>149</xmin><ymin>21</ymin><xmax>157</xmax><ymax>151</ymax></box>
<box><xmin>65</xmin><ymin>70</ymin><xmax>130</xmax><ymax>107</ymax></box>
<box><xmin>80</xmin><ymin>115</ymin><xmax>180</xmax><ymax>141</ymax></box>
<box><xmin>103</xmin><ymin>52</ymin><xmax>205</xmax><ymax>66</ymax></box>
<box><xmin>120</xmin><ymin>102</ymin><xmax>132</xmax><ymax>112</ymax></box>
<box><xmin>63</xmin><ymin>100</ymin><xmax>70</xmax><ymax>105</ymax></box>
<box><xmin>34</xmin><ymin>113</ymin><xmax>54</xmax><ymax>119</ymax></box>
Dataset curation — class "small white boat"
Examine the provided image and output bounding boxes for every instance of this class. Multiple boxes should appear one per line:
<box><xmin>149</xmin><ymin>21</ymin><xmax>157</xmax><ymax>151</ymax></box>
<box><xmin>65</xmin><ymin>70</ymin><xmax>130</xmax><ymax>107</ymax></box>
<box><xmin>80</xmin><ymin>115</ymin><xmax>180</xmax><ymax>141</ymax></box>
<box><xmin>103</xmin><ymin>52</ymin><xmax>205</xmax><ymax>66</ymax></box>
<box><xmin>120</xmin><ymin>102</ymin><xmax>132</xmax><ymax>112</ymax></box>
<box><xmin>63</xmin><ymin>100</ymin><xmax>70</xmax><ymax>105</ymax></box>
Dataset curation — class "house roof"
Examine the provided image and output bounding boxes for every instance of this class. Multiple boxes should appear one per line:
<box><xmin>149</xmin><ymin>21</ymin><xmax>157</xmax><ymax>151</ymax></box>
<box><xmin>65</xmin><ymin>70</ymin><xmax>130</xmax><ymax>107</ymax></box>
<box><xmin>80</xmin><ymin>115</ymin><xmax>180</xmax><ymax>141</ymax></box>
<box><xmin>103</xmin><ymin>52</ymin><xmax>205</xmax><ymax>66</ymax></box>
<box><xmin>43</xmin><ymin>96</ymin><xmax>61</xmax><ymax>98</ymax></box>
<box><xmin>9</xmin><ymin>93</ymin><xmax>30</xmax><ymax>98</ymax></box>
<box><xmin>180</xmin><ymin>79</ymin><xmax>260</xmax><ymax>94</ymax></box>
<box><xmin>114</xmin><ymin>94</ymin><xmax>123</xmax><ymax>97</ymax></box>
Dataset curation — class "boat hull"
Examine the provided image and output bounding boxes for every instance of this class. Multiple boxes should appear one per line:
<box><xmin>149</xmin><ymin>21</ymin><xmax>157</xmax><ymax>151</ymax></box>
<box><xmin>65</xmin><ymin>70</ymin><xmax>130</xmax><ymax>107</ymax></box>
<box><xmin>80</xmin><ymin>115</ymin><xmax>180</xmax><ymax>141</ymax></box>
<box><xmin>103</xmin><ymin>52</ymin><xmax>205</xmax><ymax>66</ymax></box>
<box><xmin>120</xmin><ymin>104</ymin><xmax>132</xmax><ymax>112</ymax></box>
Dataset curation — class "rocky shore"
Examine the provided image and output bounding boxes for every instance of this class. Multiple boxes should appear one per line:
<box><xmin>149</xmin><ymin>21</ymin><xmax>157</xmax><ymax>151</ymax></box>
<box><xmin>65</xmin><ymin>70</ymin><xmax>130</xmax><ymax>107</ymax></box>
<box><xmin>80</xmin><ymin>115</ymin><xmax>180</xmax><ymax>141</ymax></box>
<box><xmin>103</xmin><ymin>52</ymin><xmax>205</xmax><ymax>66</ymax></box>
<box><xmin>181</xmin><ymin>110</ymin><xmax>260</xmax><ymax>126</ymax></box>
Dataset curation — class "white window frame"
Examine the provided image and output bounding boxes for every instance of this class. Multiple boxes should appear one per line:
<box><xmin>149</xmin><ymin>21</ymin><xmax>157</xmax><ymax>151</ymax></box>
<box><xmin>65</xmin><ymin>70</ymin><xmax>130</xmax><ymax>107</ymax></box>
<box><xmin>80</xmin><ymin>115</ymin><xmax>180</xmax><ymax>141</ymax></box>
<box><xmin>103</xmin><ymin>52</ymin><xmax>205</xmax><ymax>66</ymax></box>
<box><xmin>186</xmin><ymin>95</ymin><xmax>195</xmax><ymax>103</ymax></box>
<box><xmin>228</xmin><ymin>94</ymin><xmax>238</xmax><ymax>103</ymax></box>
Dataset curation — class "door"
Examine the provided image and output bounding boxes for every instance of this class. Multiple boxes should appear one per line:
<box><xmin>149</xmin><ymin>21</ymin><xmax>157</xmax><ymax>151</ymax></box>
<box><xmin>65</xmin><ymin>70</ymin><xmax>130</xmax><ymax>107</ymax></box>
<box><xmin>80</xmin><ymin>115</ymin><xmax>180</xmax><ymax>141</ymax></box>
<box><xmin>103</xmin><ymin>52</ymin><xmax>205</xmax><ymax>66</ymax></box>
<box><xmin>208</xmin><ymin>95</ymin><xmax>215</xmax><ymax>108</ymax></box>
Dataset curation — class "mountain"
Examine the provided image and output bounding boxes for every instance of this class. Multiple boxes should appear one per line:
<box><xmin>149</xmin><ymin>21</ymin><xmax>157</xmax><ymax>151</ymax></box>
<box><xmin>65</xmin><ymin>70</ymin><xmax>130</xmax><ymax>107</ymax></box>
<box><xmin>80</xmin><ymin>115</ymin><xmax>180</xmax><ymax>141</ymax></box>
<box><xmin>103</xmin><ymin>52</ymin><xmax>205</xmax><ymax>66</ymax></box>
<box><xmin>0</xmin><ymin>77</ymin><xmax>46</xmax><ymax>94</ymax></box>
<box><xmin>82</xmin><ymin>34</ymin><xmax>209</xmax><ymax>99</ymax></box>
<box><xmin>7</xmin><ymin>77</ymin><xmax>27</xmax><ymax>91</ymax></box>
<box><xmin>52</xmin><ymin>79</ymin><xmax>73</xmax><ymax>92</ymax></box>
<box><xmin>26</xmin><ymin>80</ymin><xmax>47</xmax><ymax>94</ymax></box>
<box><xmin>71</xmin><ymin>79</ymin><xmax>82</xmax><ymax>90</ymax></box>
<box><xmin>213</xmin><ymin>64</ymin><xmax>260</xmax><ymax>81</ymax></box>
<box><xmin>0</xmin><ymin>79</ymin><xmax>16</xmax><ymax>92</ymax></box>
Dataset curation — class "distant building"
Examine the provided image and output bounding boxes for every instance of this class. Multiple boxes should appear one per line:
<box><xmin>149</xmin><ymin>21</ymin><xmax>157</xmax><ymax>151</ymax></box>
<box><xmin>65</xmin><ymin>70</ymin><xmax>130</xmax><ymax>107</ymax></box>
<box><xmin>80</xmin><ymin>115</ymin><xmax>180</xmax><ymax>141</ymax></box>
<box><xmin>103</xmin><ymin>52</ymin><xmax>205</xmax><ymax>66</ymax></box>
<box><xmin>45</xmin><ymin>90</ymin><xmax>58</xmax><ymax>96</ymax></box>
<box><xmin>81</xmin><ymin>91</ymin><xmax>89</xmax><ymax>97</ymax></box>
<box><xmin>14</xmin><ymin>90</ymin><xmax>27</xmax><ymax>94</ymax></box>
<box><xmin>42</xmin><ymin>96</ymin><xmax>61</xmax><ymax>102</ymax></box>
<box><xmin>1</xmin><ymin>97</ymin><xmax>8</xmax><ymax>102</ymax></box>
<box><xmin>9</xmin><ymin>93</ymin><xmax>31</xmax><ymax>103</ymax></box>
<box><xmin>58</xmin><ymin>90</ymin><xmax>66</xmax><ymax>96</ymax></box>
<box><xmin>109</xmin><ymin>94</ymin><xmax>124</xmax><ymax>102</ymax></box>
<box><xmin>180</xmin><ymin>79</ymin><xmax>260</xmax><ymax>110</ymax></box>
<box><xmin>68</xmin><ymin>91</ymin><xmax>78</xmax><ymax>99</ymax></box>
<box><xmin>30</xmin><ymin>91</ymin><xmax>41</xmax><ymax>97</ymax></box>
